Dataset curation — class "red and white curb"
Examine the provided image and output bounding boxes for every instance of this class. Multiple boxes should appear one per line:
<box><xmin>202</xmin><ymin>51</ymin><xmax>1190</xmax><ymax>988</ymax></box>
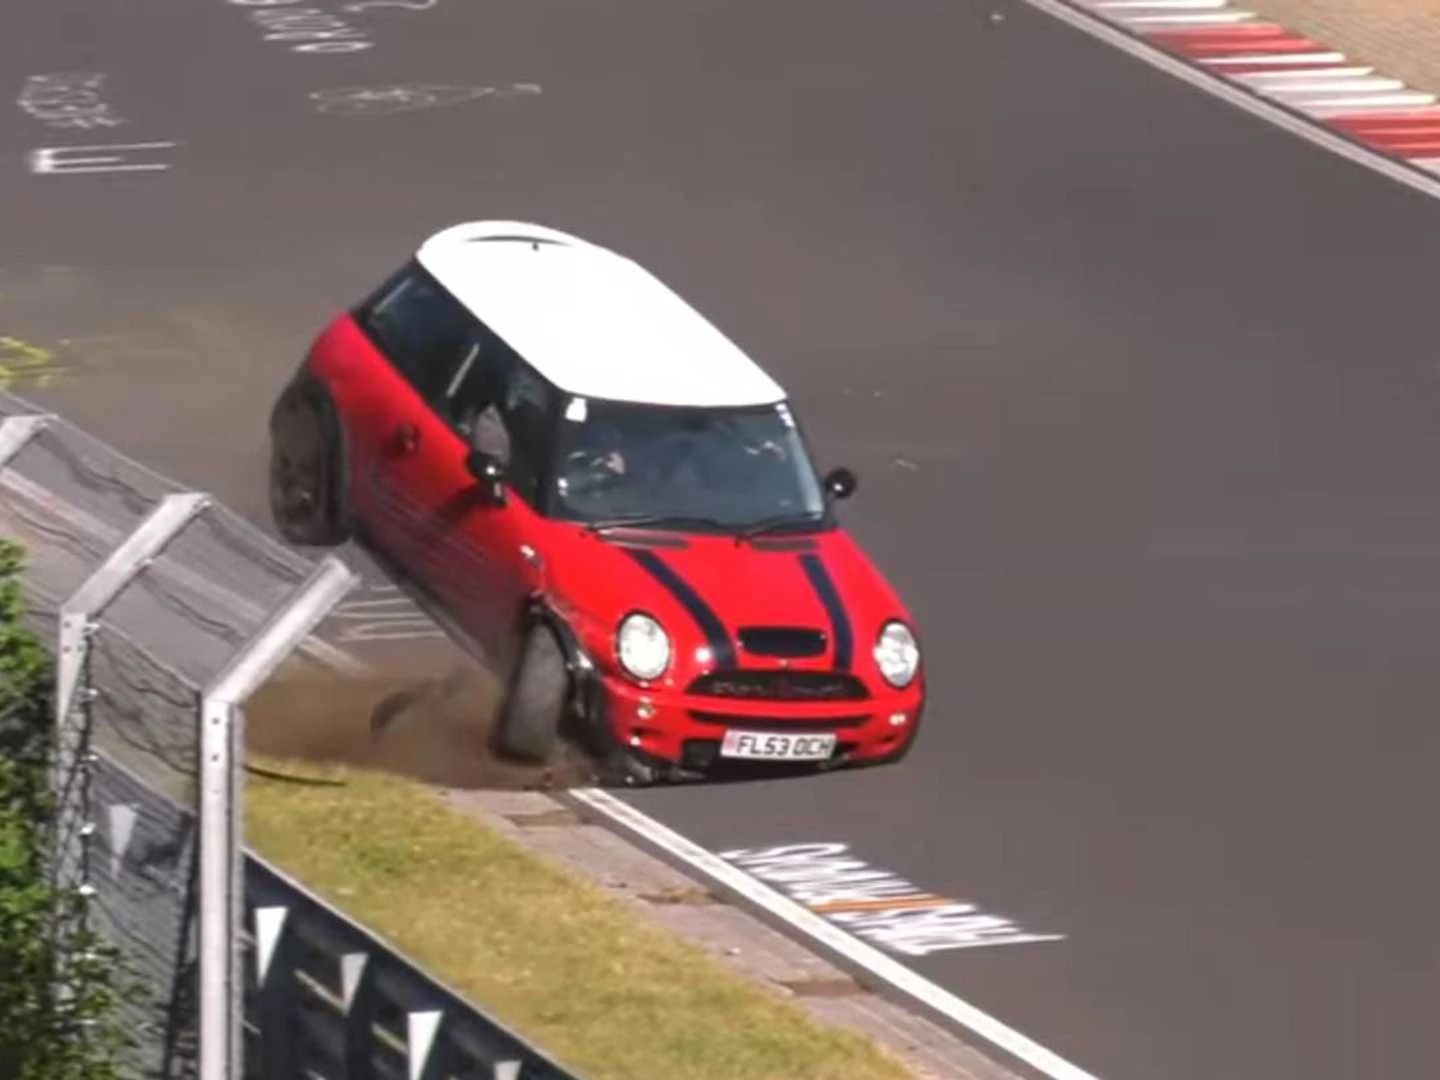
<box><xmin>1071</xmin><ymin>0</ymin><xmax>1440</xmax><ymax>174</ymax></box>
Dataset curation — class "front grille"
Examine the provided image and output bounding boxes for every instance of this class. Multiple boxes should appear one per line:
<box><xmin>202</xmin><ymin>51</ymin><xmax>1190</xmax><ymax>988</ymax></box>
<box><xmin>688</xmin><ymin>711</ymin><xmax>871</xmax><ymax>732</ymax></box>
<box><xmin>687</xmin><ymin>670</ymin><xmax>869</xmax><ymax>702</ymax></box>
<box><xmin>738</xmin><ymin>626</ymin><xmax>827</xmax><ymax>659</ymax></box>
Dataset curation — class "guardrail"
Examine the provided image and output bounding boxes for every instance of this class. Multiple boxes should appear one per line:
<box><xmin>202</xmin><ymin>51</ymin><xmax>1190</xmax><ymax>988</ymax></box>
<box><xmin>0</xmin><ymin>388</ymin><xmax>582</xmax><ymax>1080</ymax></box>
<box><xmin>243</xmin><ymin>856</ymin><xmax>582</xmax><ymax>1080</ymax></box>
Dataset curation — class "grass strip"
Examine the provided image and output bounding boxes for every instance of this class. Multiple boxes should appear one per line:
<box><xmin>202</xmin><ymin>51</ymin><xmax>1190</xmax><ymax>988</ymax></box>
<box><xmin>245</xmin><ymin>758</ymin><xmax>916</xmax><ymax>1080</ymax></box>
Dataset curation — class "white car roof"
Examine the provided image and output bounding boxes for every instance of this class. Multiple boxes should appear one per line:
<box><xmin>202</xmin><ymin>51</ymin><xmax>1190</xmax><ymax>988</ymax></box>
<box><xmin>415</xmin><ymin>221</ymin><xmax>787</xmax><ymax>409</ymax></box>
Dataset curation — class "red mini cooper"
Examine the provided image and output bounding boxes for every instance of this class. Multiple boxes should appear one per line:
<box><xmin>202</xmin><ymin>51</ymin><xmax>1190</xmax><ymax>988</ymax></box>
<box><xmin>268</xmin><ymin>221</ymin><xmax>925</xmax><ymax>783</ymax></box>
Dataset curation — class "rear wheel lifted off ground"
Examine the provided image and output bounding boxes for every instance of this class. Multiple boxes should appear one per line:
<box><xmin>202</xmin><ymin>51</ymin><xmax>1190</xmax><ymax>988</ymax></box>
<box><xmin>269</xmin><ymin>384</ymin><xmax>352</xmax><ymax>547</ymax></box>
<box><xmin>494</xmin><ymin>621</ymin><xmax>570</xmax><ymax>763</ymax></box>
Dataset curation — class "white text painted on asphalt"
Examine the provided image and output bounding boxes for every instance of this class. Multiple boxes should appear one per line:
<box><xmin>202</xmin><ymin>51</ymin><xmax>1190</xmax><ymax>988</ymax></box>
<box><xmin>720</xmin><ymin>843</ymin><xmax>1064</xmax><ymax>957</ymax></box>
<box><xmin>226</xmin><ymin>0</ymin><xmax>372</xmax><ymax>53</ymax></box>
<box><xmin>18</xmin><ymin>74</ymin><xmax>125</xmax><ymax>131</ymax></box>
<box><xmin>309</xmin><ymin>83</ymin><xmax>542</xmax><ymax>116</ymax></box>
<box><xmin>223</xmin><ymin>0</ymin><xmax>437</xmax><ymax>54</ymax></box>
<box><xmin>20</xmin><ymin>72</ymin><xmax>177</xmax><ymax>176</ymax></box>
<box><xmin>340</xmin><ymin>0</ymin><xmax>437</xmax><ymax>10</ymax></box>
<box><xmin>28</xmin><ymin>143</ymin><xmax>177</xmax><ymax>175</ymax></box>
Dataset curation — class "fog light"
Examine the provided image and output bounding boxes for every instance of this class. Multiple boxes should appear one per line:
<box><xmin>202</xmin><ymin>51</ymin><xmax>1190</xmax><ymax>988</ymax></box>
<box><xmin>629</xmin><ymin>733</ymin><xmax>643</xmax><ymax>747</ymax></box>
<box><xmin>637</xmin><ymin>700</ymin><xmax>655</xmax><ymax>720</ymax></box>
<box><xmin>888</xmin><ymin>712</ymin><xmax>907</xmax><ymax>727</ymax></box>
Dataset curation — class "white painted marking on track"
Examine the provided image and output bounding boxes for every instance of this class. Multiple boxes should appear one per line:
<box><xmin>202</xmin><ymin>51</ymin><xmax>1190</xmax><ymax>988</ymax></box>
<box><xmin>1093</xmin><ymin>0</ymin><xmax>1229</xmax><ymax>9</ymax></box>
<box><xmin>1020</xmin><ymin>0</ymin><xmax>1440</xmax><ymax>201</ymax></box>
<box><xmin>566</xmin><ymin>787</ymin><xmax>1103</xmax><ymax>1080</ymax></box>
<box><xmin>341</xmin><ymin>0</ymin><xmax>437</xmax><ymax>10</ymax></box>
<box><xmin>200</xmin><ymin>10</ymin><xmax>1440</xmax><ymax>1080</ymax></box>
<box><xmin>720</xmin><ymin>842</ymin><xmax>1065</xmax><ymax>955</ymax></box>
<box><xmin>309</xmin><ymin>83</ymin><xmax>541</xmax><ymax>116</ymax></box>
<box><xmin>27</xmin><ymin>141</ymin><xmax>176</xmax><ymax>175</ymax></box>
<box><xmin>17</xmin><ymin>73</ymin><xmax>127</xmax><ymax>131</ymax></box>
<box><xmin>1257</xmin><ymin>79</ymin><xmax>1407</xmax><ymax>96</ymax></box>
<box><xmin>267</xmin><ymin>547</ymin><xmax>1091</xmax><ymax>1072</ymax></box>
<box><xmin>1200</xmin><ymin>52</ymin><xmax>1346</xmax><ymax>66</ymax></box>
<box><xmin>1048</xmin><ymin>0</ymin><xmax>1440</xmax><ymax>178</ymax></box>
<box><xmin>1236</xmin><ymin>67</ymin><xmax>1376</xmax><ymax>82</ymax></box>
<box><xmin>1116</xmin><ymin>10</ymin><xmax>1256</xmax><ymax>23</ymax></box>
<box><xmin>1296</xmin><ymin>92</ymin><xmax>1438</xmax><ymax>109</ymax></box>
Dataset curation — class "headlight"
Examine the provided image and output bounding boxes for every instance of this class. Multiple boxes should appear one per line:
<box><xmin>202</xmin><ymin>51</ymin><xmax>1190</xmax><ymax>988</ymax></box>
<box><xmin>617</xmin><ymin>612</ymin><xmax>671</xmax><ymax>681</ymax></box>
<box><xmin>874</xmin><ymin>620</ymin><xmax>920</xmax><ymax>688</ymax></box>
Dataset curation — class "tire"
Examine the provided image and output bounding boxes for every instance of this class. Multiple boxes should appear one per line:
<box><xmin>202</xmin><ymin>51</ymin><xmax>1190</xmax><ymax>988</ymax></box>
<box><xmin>268</xmin><ymin>383</ymin><xmax>351</xmax><ymax>547</ymax></box>
<box><xmin>494</xmin><ymin>622</ymin><xmax>570</xmax><ymax>763</ymax></box>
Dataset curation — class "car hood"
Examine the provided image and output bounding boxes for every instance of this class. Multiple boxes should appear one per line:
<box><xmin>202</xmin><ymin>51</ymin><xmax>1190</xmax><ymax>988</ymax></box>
<box><xmin>553</xmin><ymin>527</ymin><xmax>907</xmax><ymax>677</ymax></box>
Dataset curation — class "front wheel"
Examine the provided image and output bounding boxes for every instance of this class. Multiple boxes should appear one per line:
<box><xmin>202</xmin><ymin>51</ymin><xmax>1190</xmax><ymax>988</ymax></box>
<box><xmin>493</xmin><ymin>622</ymin><xmax>570</xmax><ymax>763</ymax></box>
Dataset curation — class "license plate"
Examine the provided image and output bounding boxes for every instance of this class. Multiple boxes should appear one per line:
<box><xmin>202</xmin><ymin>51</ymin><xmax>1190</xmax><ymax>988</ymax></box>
<box><xmin>719</xmin><ymin>729</ymin><xmax>837</xmax><ymax>761</ymax></box>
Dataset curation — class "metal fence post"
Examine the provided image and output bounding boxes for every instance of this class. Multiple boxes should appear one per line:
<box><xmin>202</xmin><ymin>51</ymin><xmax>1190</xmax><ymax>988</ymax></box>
<box><xmin>198</xmin><ymin>555</ymin><xmax>358</xmax><ymax>1080</ymax></box>
<box><xmin>0</xmin><ymin>412</ymin><xmax>51</xmax><ymax>467</ymax></box>
<box><xmin>53</xmin><ymin>493</ymin><xmax>211</xmax><ymax>883</ymax></box>
<box><xmin>0</xmin><ymin>390</ymin><xmax>583</xmax><ymax>1080</ymax></box>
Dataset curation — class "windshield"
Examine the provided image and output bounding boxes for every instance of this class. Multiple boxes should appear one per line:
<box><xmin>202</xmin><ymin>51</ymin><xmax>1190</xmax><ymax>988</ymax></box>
<box><xmin>549</xmin><ymin>398</ymin><xmax>828</xmax><ymax>531</ymax></box>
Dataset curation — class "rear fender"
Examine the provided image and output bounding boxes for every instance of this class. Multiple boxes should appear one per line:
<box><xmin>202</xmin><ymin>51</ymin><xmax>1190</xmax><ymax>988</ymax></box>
<box><xmin>270</xmin><ymin>369</ymin><xmax>353</xmax><ymax>523</ymax></box>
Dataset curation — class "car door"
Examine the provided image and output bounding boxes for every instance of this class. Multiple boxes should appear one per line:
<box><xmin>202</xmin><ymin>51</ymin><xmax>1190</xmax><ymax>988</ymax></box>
<box><xmin>342</xmin><ymin>263</ymin><xmax>541</xmax><ymax>665</ymax></box>
<box><xmin>342</xmin><ymin>260</ymin><xmax>474</xmax><ymax>555</ymax></box>
<box><xmin>414</xmin><ymin>329</ymin><xmax>563</xmax><ymax>672</ymax></box>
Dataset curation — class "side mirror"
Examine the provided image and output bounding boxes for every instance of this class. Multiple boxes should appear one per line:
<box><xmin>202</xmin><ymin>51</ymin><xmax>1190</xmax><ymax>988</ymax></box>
<box><xmin>465</xmin><ymin>449</ymin><xmax>508</xmax><ymax>506</ymax></box>
<box><xmin>823</xmin><ymin>466</ymin><xmax>857</xmax><ymax>501</ymax></box>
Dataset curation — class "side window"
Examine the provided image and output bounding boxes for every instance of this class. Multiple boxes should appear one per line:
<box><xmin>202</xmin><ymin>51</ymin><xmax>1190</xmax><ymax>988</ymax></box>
<box><xmin>442</xmin><ymin>323</ymin><xmax>555</xmax><ymax>507</ymax></box>
<box><xmin>497</xmin><ymin>361</ymin><xmax>554</xmax><ymax>504</ymax></box>
<box><xmin>357</xmin><ymin>263</ymin><xmax>474</xmax><ymax>402</ymax></box>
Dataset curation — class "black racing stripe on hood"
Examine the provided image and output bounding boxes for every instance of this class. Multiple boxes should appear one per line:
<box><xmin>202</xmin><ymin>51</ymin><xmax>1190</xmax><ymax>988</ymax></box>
<box><xmin>624</xmin><ymin>548</ymin><xmax>738</xmax><ymax>668</ymax></box>
<box><xmin>799</xmin><ymin>553</ymin><xmax>853</xmax><ymax>670</ymax></box>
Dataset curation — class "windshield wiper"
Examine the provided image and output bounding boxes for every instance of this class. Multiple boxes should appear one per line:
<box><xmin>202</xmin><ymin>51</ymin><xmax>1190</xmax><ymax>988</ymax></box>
<box><xmin>586</xmin><ymin>513</ymin><xmax>734</xmax><ymax>534</ymax></box>
<box><xmin>736</xmin><ymin>512</ymin><xmax>826</xmax><ymax>539</ymax></box>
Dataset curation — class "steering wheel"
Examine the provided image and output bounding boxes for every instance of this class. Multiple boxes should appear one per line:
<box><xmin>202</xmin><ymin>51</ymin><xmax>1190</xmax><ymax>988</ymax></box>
<box><xmin>560</xmin><ymin>448</ymin><xmax>628</xmax><ymax>501</ymax></box>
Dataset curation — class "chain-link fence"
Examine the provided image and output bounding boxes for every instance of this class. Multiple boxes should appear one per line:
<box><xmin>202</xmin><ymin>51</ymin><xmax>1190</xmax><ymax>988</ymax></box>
<box><xmin>0</xmin><ymin>390</ymin><xmax>358</xmax><ymax>1080</ymax></box>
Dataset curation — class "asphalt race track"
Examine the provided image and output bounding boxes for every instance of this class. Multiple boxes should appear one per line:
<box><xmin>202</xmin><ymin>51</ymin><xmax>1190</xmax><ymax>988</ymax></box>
<box><xmin>4</xmin><ymin>1</ymin><xmax>1440</xmax><ymax>1077</ymax></box>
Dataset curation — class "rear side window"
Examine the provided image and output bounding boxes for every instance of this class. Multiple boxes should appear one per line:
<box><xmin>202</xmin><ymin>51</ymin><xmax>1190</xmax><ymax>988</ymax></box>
<box><xmin>357</xmin><ymin>263</ymin><xmax>474</xmax><ymax>401</ymax></box>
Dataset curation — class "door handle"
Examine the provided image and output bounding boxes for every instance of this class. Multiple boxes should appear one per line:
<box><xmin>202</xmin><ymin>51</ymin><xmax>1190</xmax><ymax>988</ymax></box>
<box><xmin>394</xmin><ymin>422</ymin><xmax>420</xmax><ymax>455</ymax></box>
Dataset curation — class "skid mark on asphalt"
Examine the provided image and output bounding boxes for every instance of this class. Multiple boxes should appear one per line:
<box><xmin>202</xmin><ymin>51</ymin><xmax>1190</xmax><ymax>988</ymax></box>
<box><xmin>721</xmin><ymin>842</ymin><xmax>1064</xmax><ymax>957</ymax></box>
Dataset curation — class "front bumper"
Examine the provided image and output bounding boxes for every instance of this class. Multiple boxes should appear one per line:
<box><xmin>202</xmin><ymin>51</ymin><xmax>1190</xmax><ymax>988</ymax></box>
<box><xmin>592</xmin><ymin>670</ymin><xmax>925</xmax><ymax>779</ymax></box>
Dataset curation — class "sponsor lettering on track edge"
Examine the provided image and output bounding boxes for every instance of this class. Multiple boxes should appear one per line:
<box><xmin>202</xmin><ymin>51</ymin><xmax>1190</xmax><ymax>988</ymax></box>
<box><xmin>566</xmin><ymin>788</ymin><xmax>1104</xmax><ymax>1080</ymax></box>
<box><xmin>1025</xmin><ymin>0</ymin><xmax>1440</xmax><ymax>201</ymax></box>
<box><xmin>172</xmin><ymin>564</ymin><xmax>1090</xmax><ymax>1077</ymax></box>
<box><xmin>256</xmin><ymin>580</ymin><xmax>1092</xmax><ymax>1077</ymax></box>
<box><xmin>718</xmin><ymin>842</ymin><xmax>1064</xmax><ymax>957</ymax></box>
